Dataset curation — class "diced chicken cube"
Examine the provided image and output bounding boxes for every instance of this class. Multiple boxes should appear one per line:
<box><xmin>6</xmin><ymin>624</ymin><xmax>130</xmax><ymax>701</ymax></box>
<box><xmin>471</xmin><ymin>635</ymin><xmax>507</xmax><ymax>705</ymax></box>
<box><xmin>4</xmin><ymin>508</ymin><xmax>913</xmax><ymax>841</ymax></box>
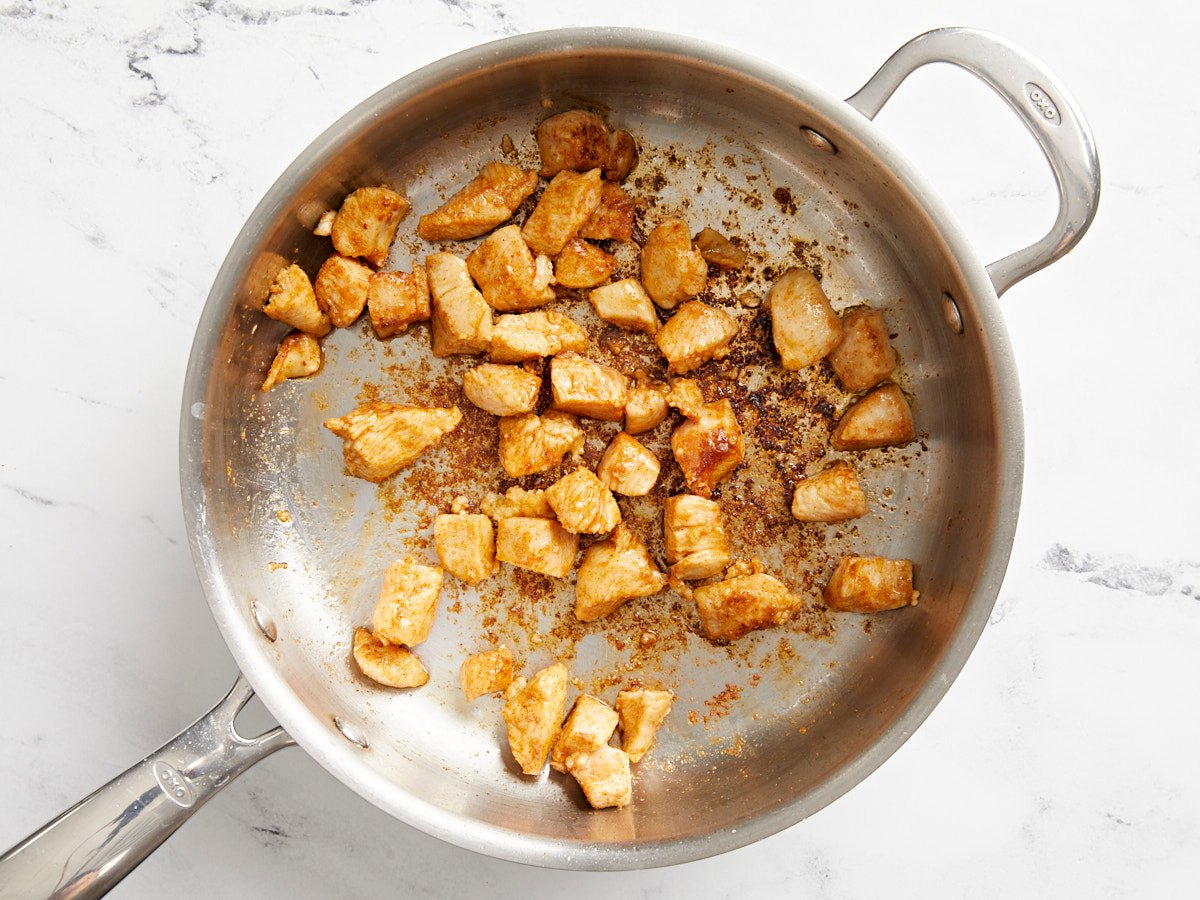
<box><xmin>769</xmin><ymin>267</ymin><xmax>843</xmax><ymax>370</ymax></box>
<box><xmin>589</xmin><ymin>278</ymin><xmax>659</xmax><ymax>335</ymax></box>
<box><xmin>829</xmin><ymin>384</ymin><xmax>915</xmax><ymax>451</ymax></box>
<box><xmin>372</xmin><ymin>557</ymin><xmax>443</xmax><ymax>646</ymax></box>
<box><xmin>352</xmin><ymin>628</ymin><xmax>429</xmax><ymax>688</ymax></box>
<box><xmin>536</xmin><ymin>110</ymin><xmax>638</xmax><ymax>182</ymax></box>
<box><xmin>495</xmin><ymin>517</ymin><xmax>579</xmax><ymax>578</ymax></box>
<box><xmin>824</xmin><ymin>556</ymin><xmax>917</xmax><ymax>612</ymax></box>
<box><xmin>693</xmin><ymin>227</ymin><xmax>747</xmax><ymax>269</ymax></box>
<box><xmin>655</xmin><ymin>300</ymin><xmax>739</xmax><ymax>373</ymax></box>
<box><xmin>502</xmin><ymin>661</ymin><xmax>569</xmax><ymax>774</ymax></box>
<box><xmin>367</xmin><ymin>266</ymin><xmax>430</xmax><ymax>338</ymax></box>
<box><xmin>480</xmin><ymin>486</ymin><xmax>554</xmax><ymax>521</ymax></box>
<box><xmin>263</xmin><ymin>264</ymin><xmax>331</xmax><ymax>337</ymax></box>
<box><xmin>331</xmin><ymin>186</ymin><xmax>409</xmax><ymax>267</ymax></box>
<box><xmin>550</xmin><ymin>352</ymin><xmax>629</xmax><ymax>421</ymax></box>
<box><xmin>314</xmin><ymin>254</ymin><xmax>372</xmax><ymax>328</ymax></box>
<box><xmin>615</xmin><ymin>689</ymin><xmax>673</xmax><ymax>762</ymax></box>
<box><xmin>791</xmin><ymin>460</ymin><xmax>868</xmax><ymax>522</ymax></box>
<box><xmin>324</xmin><ymin>402</ymin><xmax>462</xmax><ymax>482</ymax></box>
<box><xmin>554</xmin><ymin>238</ymin><xmax>616</xmax><ymax>289</ymax></box>
<box><xmin>693</xmin><ymin>572</ymin><xmax>803</xmax><ymax>641</ymax></box>
<box><xmin>426</xmin><ymin>252</ymin><xmax>493</xmax><ymax>356</ymax></box>
<box><xmin>575</xmin><ymin>523</ymin><xmax>667</xmax><ymax>621</ymax></box>
<box><xmin>624</xmin><ymin>381</ymin><xmax>669</xmax><ymax>434</ymax></box>
<box><xmin>828</xmin><ymin>307</ymin><xmax>899</xmax><ymax>392</ymax></box>
<box><xmin>550</xmin><ymin>694</ymin><xmax>619</xmax><ymax>772</ymax></box>
<box><xmin>490</xmin><ymin>310</ymin><xmax>587</xmax><ymax>363</ymax></box>
<box><xmin>461</xmin><ymin>363</ymin><xmax>541</xmax><ymax>417</ymax></box>
<box><xmin>667</xmin><ymin>381</ymin><xmax>745</xmax><ymax>496</ymax></box>
<box><xmin>605</xmin><ymin>130</ymin><xmax>639</xmax><ymax>182</ymax></box>
<box><xmin>566</xmin><ymin>746</ymin><xmax>632</xmax><ymax>809</ymax></box>
<box><xmin>597</xmin><ymin>432</ymin><xmax>660</xmax><ymax>496</ymax></box>
<box><xmin>663</xmin><ymin>494</ymin><xmax>731</xmax><ymax>581</ymax></box>
<box><xmin>466</xmin><ymin>225</ymin><xmax>555</xmax><ymax>311</ymax></box>
<box><xmin>434</xmin><ymin>513</ymin><xmax>495</xmax><ymax>585</ymax></box>
<box><xmin>417</xmin><ymin>161</ymin><xmax>538</xmax><ymax>242</ymax></box>
<box><xmin>521</xmin><ymin>168</ymin><xmax>603</xmax><ymax>257</ymax></box>
<box><xmin>313</xmin><ymin>209</ymin><xmax>336</xmax><ymax>236</ymax></box>
<box><xmin>640</xmin><ymin>220</ymin><xmax>707</xmax><ymax>309</ymax></box>
<box><xmin>545</xmin><ymin>466</ymin><xmax>621</xmax><ymax>535</ymax></box>
<box><xmin>497</xmin><ymin>410</ymin><xmax>584</xmax><ymax>477</ymax></box>
<box><xmin>578</xmin><ymin>183</ymin><xmax>635</xmax><ymax>241</ymax></box>
<box><xmin>460</xmin><ymin>645</ymin><xmax>515</xmax><ymax>701</ymax></box>
<box><xmin>261</xmin><ymin>332</ymin><xmax>322</xmax><ymax>391</ymax></box>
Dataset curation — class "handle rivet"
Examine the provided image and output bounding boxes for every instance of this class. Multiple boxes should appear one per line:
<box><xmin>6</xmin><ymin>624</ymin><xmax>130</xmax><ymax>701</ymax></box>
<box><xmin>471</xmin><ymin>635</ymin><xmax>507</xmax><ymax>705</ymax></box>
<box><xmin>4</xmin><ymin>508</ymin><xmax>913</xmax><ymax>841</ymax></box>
<box><xmin>943</xmin><ymin>292</ymin><xmax>964</xmax><ymax>334</ymax></box>
<box><xmin>250</xmin><ymin>599</ymin><xmax>278</xmax><ymax>642</ymax></box>
<box><xmin>333</xmin><ymin>716</ymin><xmax>369</xmax><ymax>749</ymax></box>
<box><xmin>800</xmin><ymin>126</ymin><xmax>837</xmax><ymax>154</ymax></box>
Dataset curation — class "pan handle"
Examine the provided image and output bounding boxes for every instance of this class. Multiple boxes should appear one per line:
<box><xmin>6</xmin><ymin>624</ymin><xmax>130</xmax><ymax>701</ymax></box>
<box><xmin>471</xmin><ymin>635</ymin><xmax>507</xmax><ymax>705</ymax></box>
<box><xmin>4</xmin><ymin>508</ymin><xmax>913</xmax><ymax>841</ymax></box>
<box><xmin>845</xmin><ymin>27</ymin><xmax>1100</xmax><ymax>297</ymax></box>
<box><xmin>0</xmin><ymin>675</ymin><xmax>293</xmax><ymax>899</ymax></box>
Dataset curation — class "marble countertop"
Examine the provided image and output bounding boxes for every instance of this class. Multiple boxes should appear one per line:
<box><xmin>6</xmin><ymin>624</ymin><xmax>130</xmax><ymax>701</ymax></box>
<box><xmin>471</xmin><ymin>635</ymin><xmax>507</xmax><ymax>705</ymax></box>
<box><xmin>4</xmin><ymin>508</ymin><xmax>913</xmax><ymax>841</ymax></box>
<box><xmin>2</xmin><ymin>0</ymin><xmax>1197</xmax><ymax>896</ymax></box>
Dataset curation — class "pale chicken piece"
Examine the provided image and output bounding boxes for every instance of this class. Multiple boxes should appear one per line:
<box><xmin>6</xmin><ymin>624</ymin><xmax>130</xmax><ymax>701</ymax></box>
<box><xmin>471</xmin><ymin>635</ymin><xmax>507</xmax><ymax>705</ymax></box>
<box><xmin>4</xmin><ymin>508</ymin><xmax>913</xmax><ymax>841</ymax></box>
<box><xmin>566</xmin><ymin>746</ymin><xmax>632</xmax><ymax>809</ymax></box>
<box><xmin>372</xmin><ymin>557</ymin><xmax>443</xmax><ymax>647</ymax></box>
<box><xmin>497</xmin><ymin>410</ymin><xmax>584</xmax><ymax>477</ymax></box>
<box><xmin>667</xmin><ymin>381</ymin><xmax>745</xmax><ymax>496</ymax></box>
<box><xmin>769</xmin><ymin>267</ymin><xmax>843</xmax><ymax>370</ymax></box>
<box><xmin>549</xmin><ymin>352</ymin><xmax>630</xmax><ymax>421</ymax></box>
<box><xmin>824</xmin><ymin>556</ymin><xmax>917</xmax><ymax>612</ymax></box>
<box><xmin>827</xmin><ymin>307</ymin><xmax>899</xmax><ymax>392</ymax></box>
<box><xmin>655</xmin><ymin>301</ymin><xmax>740</xmax><ymax>373</ymax></box>
<box><xmin>554</xmin><ymin>238</ymin><xmax>616</xmax><ymax>289</ymax></box>
<box><xmin>479</xmin><ymin>486</ymin><xmax>554</xmax><ymax>521</ymax></box>
<box><xmin>490</xmin><ymin>310</ymin><xmax>587</xmax><ymax>363</ymax></box>
<box><xmin>588</xmin><ymin>278</ymin><xmax>659</xmax><ymax>335</ymax></box>
<box><xmin>624</xmin><ymin>381</ymin><xmax>669</xmax><ymax>434</ymax></box>
<box><xmin>829</xmin><ymin>384</ymin><xmax>915</xmax><ymax>451</ymax></box>
<box><xmin>460</xmin><ymin>645</ymin><xmax>515</xmax><ymax>701</ymax></box>
<box><xmin>597</xmin><ymin>432</ymin><xmax>660</xmax><ymax>497</ymax></box>
<box><xmin>434</xmin><ymin>513</ymin><xmax>495</xmax><ymax>585</ymax></box>
<box><xmin>693</xmin><ymin>572</ymin><xmax>804</xmax><ymax>641</ymax></box>
<box><xmin>465</xmin><ymin>225</ymin><xmax>555</xmax><ymax>312</ymax></box>
<box><xmin>640</xmin><ymin>220</ymin><xmax>707</xmax><ymax>309</ymax></box>
<box><xmin>536</xmin><ymin>110</ymin><xmax>638</xmax><ymax>182</ymax></box>
<box><xmin>521</xmin><ymin>168</ymin><xmax>604</xmax><ymax>257</ymax></box>
<box><xmin>615</xmin><ymin>689</ymin><xmax>673</xmax><ymax>763</ymax></box>
<box><xmin>495</xmin><ymin>517</ymin><xmax>579</xmax><ymax>578</ymax></box>
<box><xmin>417</xmin><ymin>161</ymin><xmax>538</xmax><ymax>242</ymax></box>
<box><xmin>313</xmin><ymin>209</ymin><xmax>336</xmax><ymax>236</ymax></box>
<box><xmin>791</xmin><ymin>461</ymin><xmax>868</xmax><ymax>522</ymax></box>
<box><xmin>502</xmin><ymin>662</ymin><xmax>569</xmax><ymax>775</ymax></box>
<box><xmin>545</xmin><ymin>466</ymin><xmax>621</xmax><ymax>535</ymax></box>
<box><xmin>662</xmin><ymin>494</ymin><xmax>731</xmax><ymax>581</ymax></box>
<box><xmin>261</xmin><ymin>332</ymin><xmax>322</xmax><ymax>391</ymax></box>
<box><xmin>574</xmin><ymin>523</ymin><xmax>667</xmax><ymax>622</ymax></box>
<box><xmin>367</xmin><ymin>266</ymin><xmax>430</xmax><ymax>338</ymax></box>
<box><xmin>263</xmin><ymin>264</ymin><xmax>331</xmax><ymax>337</ymax></box>
<box><xmin>352</xmin><ymin>628</ymin><xmax>429</xmax><ymax>688</ymax></box>
<box><xmin>578</xmin><ymin>182</ymin><xmax>636</xmax><ymax>241</ymax></box>
<box><xmin>324</xmin><ymin>403</ymin><xmax>462</xmax><ymax>482</ymax></box>
<box><xmin>331</xmin><ymin>186</ymin><xmax>410</xmax><ymax>267</ymax></box>
<box><xmin>550</xmin><ymin>694</ymin><xmax>619</xmax><ymax>773</ymax></box>
<box><xmin>693</xmin><ymin>227</ymin><xmax>747</xmax><ymax>270</ymax></box>
<box><xmin>425</xmin><ymin>252</ymin><xmax>492</xmax><ymax>356</ymax></box>
<box><xmin>314</xmin><ymin>254</ymin><xmax>372</xmax><ymax>328</ymax></box>
<box><xmin>461</xmin><ymin>363</ymin><xmax>541</xmax><ymax>417</ymax></box>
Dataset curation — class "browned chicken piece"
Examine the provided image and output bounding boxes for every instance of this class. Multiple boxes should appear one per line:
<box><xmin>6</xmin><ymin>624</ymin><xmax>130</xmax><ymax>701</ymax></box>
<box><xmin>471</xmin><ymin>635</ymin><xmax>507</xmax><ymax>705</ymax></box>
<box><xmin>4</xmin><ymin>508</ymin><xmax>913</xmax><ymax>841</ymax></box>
<box><xmin>352</xmin><ymin>628</ymin><xmax>429</xmax><ymax>688</ymax></box>
<box><xmin>693</xmin><ymin>571</ymin><xmax>804</xmax><ymax>641</ymax></box>
<box><xmin>465</xmin><ymin>225</ymin><xmax>555</xmax><ymax>311</ymax></box>
<box><xmin>461</xmin><ymin>645</ymin><xmax>515</xmax><ymax>701</ymax></box>
<box><xmin>829</xmin><ymin>384</ymin><xmax>915</xmax><ymax>451</ymax></box>
<box><xmin>662</xmin><ymin>494</ymin><xmax>731</xmax><ymax>581</ymax></box>
<box><xmin>640</xmin><ymin>220</ymin><xmax>707</xmax><ymax>309</ymax></box>
<box><xmin>575</xmin><ymin>523</ymin><xmax>667</xmax><ymax>622</ymax></box>
<box><xmin>495</xmin><ymin>517</ymin><xmax>579</xmax><ymax>578</ymax></box>
<box><xmin>693</xmin><ymin>227</ymin><xmax>747</xmax><ymax>269</ymax></box>
<box><xmin>597</xmin><ymin>432</ymin><xmax>660</xmax><ymax>497</ymax></box>
<box><xmin>367</xmin><ymin>266</ymin><xmax>430</xmax><ymax>338</ymax></box>
<box><xmin>566</xmin><ymin>746</ymin><xmax>632</xmax><ymax>809</ymax></box>
<box><xmin>324</xmin><ymin>403</ymin><xmax>461</xmax><ymax>482</ymax></box>
<box><xmin>490</xmin><ymin>310</ymin><xmax>587</xmax><ymax>363</ymax></box>
<box><xmin>791</xmin><ymin>461</ymin><xmax>868</xmax><ymax>522</ymax></box>
<box><xmin>827</xmin><ymin>307</ymin><xmax>899</xmax><ymax>392</ymax></box>
<box><xmin>624</xmin><ymin>380</ymin><xmax>669</xmax><ymax>434</ymax></box>
<box><xmin>434</xmin><ymin>513</ymin><xmax>495</xmax><ymax>585</ymax></box>
<box><xmin>550</xmin><ymin>694</ymin><xmax>619</xmax><ymax>772</ymax></box>
<box><xmin>616</xmin><ymin>689</ymin><xmax>673</xmax><ymax>762</ymax></box>
<box><xmin>331</xmin><ymin>186</ymin><xmax>410</xmax><ymax>267</ymax></box>
<box><xmin>589</xmin><ymin>278</ymin><xmax>659</xmax><ymax>335</ymax></box>
<box><xmin>521</xmin><ymin>168</ymin><xmax>604</xmax><ymax>257</ymax></box>
<box><xmin>605</xmin><ymin>130</ymin><xmax>639</xmax><ymax>182</ymax></box>
<box><xmin>480</xmin><ymin>486</ymin><xmax>554</xmax><ymax>521</ymax></box>
<box><xmin>824</xmin><ymin>556</ymin><xmax>917</xmax><ymax>612</ymax></box>
<box><xmin>536</xmin><ymin>110</ymin><xmax>638</xmax><ymax>182</ymax></box>
<box><xmin>655</xmin><ymin>301</ymin><xmax>740</xmax><ymax>373</ymax></box>
<box><xmin>554</xmin><ymin>238</ymin><xmax>616</xmax><ymax>289</ymax></box>
<box><xmin>263</xmin><ymin>264</ymin><xmax>331</xmax><ymax>337</ymax></box>
<box><xmin>314</xmin><ymin>254</ymin><xmax>372</xmax><ymax>328</ymax></box>
<box><xmin>425</xmin><ymin>252</ymin><xmax>492</xmax><ymax>356</ymax></box>
<box><xmin>545</xmin><ymin>466</ymin><xmax>622</xmax><ymax>535</ymax></box>
<box><xmin>769</xmin><ymin>267</ymin><xmax>843</xmax><ymax>370</ymax></box>
<box><xmin>578</xmin><ymin>183</ymin><xmax>636</xmax><ymax>241</ymax></box>
<box><xmin>461</xmin><ymin>363</ymin><xmax>541</xmax><ymax>417</ymax></box>
<box><xmin>667</xmin><ymin>380</ymin><xmax>745</xmax><ymax>496</ymax></box>
<box><xmin>502</xmin><ymin>661</ymin><xmax>569</xmax><ymax>774</ymax></box>
<box><xmin>497</xmin><ymin>409</ymin><xmax>584</xmax><ymax>477</ymax></box>
<box><xmin>372</xmin><ymin>557</ymin><xmax>443</xmax><ymax>646</ymax></box>
<box><xmin>550</xmin><ymin>352</ymin><xmax>630</xmax><ymax>421</ymax></box>
<box><xmin>261</xmin><ymin>332</ymin><xmax>322</xmax><ymax>391</ymax></box>
<box><xmin>417</xmin><ymin>161</ymin><xmax>538</xmax><ymax>242</ymax></box>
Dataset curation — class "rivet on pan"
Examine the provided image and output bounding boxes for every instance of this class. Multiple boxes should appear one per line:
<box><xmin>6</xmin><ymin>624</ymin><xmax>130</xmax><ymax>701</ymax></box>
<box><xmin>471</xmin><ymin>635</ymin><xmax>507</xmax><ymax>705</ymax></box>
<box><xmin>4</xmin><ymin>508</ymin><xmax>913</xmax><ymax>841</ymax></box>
<box><xmin>333</xmin><ymin>716</ymin><xmax>369</xmax><ymax>749</ymax></box>
<box><xmin>190</xmin><ymin>402</ymin><xmax>206</xmax><ymax>420</ymax></box>
<box><xmin>250</xmin><ymin>599</ymin><xmax>278</xmax><ymax>642</ymax></box>
<box><xmin>943</xmin><ymin>292</ymin><xmax>965</xmax><ymax>335</ymax></box>
<box><xmin>800</xmin><ymin>126</ymin><xmax>837</xmax><ymax>155</ymax></box>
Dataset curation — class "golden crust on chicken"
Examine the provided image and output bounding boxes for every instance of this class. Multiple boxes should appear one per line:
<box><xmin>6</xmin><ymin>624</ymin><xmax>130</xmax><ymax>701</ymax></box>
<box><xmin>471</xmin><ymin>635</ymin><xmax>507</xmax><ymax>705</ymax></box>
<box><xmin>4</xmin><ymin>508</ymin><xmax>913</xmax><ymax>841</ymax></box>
<box><xmin>662</xmin><ymin>494</ymin><xmax>731</xmax><ymax>581</ymax></box>
<box><xmin>578</xmin><ymin>182</ymin><xmax>636</xmax><ymax>241</ymax></box>
<box><xmin>331</xmin><ymin>186</ymin><xmax>409</xmax><ymax>267</ymax></box>
<box><xmin>460</xmin><ymin>645</ymin><xmax>515</xmax><ymax>701</ymax></box>
<box><xmin>497</xmin><ymin>409</ymin><xmax>584</xmax><ymax>477</ymax></box>
<box><xmin>693</xmin><ymin>571</ymin><xmax>803</xmax><ymax>641</ymax></box>
<box><xmin>495</xmin><ymin>517</ymin><xmax>579</xmax><ymax>578</ymax></box>
<box><xmin>367</xmin><ymin>266</ymin><xmax>430</xmax><ymax>338</ymax></box>
<box><xmin>323</xmin><ymin>402</ymin><xmax>462</xmax><ymax>482</ymax></box>
<box><xmin>554</xmin><ymin>238</ymin><xmax>616</xmax><ymax>290</ymax></box>
<box><xmin>624</xmin><ymin>380</ymin><xmax>669</xmax><ymax>434</ymax></box>
<box><xmin>314</xmin><ymin>254</ymin><xmax>372</xmax><ymax>328</ymax></box>
<box><xmin>263</xmin><ymin>264</ymin><xmax>331</xmax><ymax>337</ymax></box>
<box><xmin>575</xmin><ymin>523</ymin><xmax>667</xmax><ymax>622</ymax></box>
<box><xmin>566</xmin><ymin>746</ymin><xmax>632</xmax><ymax>809</ymax></box>
<box><xmin>615</xmin><ymin>688</ymin><xmax>673</xmax><ymax>762</ymax></box>
<box><xmin>425</xmin><ymin>252</ymin><xmax>493</xmax><ymax>356</ymax></box>
<box><xmin>829</xmin><ymin>384</ymin><xmax>915</xmax><ymax>451</ymax></box>
<box><xmin>589</xmin><ymin>278</ymin><xmax>659</xmax><ymax>335</ymax></box>
<box><xmin>434</xmin><ymin>513</ymin><xmax>495</xmax><ymax>585</ymax></box>
<box><xmin>479</xmin><ymin>486</ymin><xmax>554</xmax><ymax>521</ymax></box>
<box><xmin>640</xmin><ymin>220</ymin><xmax>707</xmax><ymax>309</ymax></box>
<box><xmin>417</xmin><ymin>161</ymin><xmax>538</xmax><ymax>242</ymax></box>
<box><xmin>693</xmin><ymin>227</ymin><xmax>747</xmax><ymax>270</ymax></box>
<box><xmin>372</xmin><ymin>557</ymin><xmax>443</xmax><ymax>647</ymax></box>
<box><xmin>550</xmin><ymin>694</ymin><xmax>619</xmax><ymax>773</ymax></box>
<box><xmin>466</xmin><ymin>225</ymin><xmax>555</xmax><ymax>311</ymax></box>
<box><xmin>824</xmin><ymin>556</ymin><xmax>917</xmax><ymax>612</ymax></box>
<box><xmin>536</xmin><ymin>110</ymin><xmax>638</xmax><ymax>183</ymax></box>
<box><xmin>769</xmin><ymin>267</ymin><xmax>843</xmax><ymax>370</ymax></box>
<box><xmin>597</xmin><ymin>432</ymin><xmax>660</xmax><ymax>497</ymax></box>
<box><xmin>545</xmin><ymin>466</ymin><xmax>622</xmax><ymax>535</ymax></box>
<box><xmin>490</xmin><ymin>310</ymin><xmax>587</xmax><ymax>363</ymax></box>
<box><xmin>667</xmin><ymin>380</ymin><xmax>744</xmax><ymax>496</ymax></box>
<box><xmin>502</xmin><ymin>661</ymin><xmax>569</xmax><ymax>774</ymax></box>
<box><xmin>353</xmin><ymin>628</ymin><xmax>429</xmax><ymax>688</ymax></box>
<box><xmin>790</xmin><ymin>460</ymin><xmax>868</xmax><ymax>522</ymax></box>
<box><xmin>521</xmin><ymin>168</ymin><xmax>604</xmax><ymax>257</ymax></box>
<box><xmin>462</xmin><ymin>363</ymin><xmax>542</xmax><ymax>417</ymax></box>
<box><xmin>262</xmin><ymin>332</ymin><xmax>322</xmax><ymax>391</ymax></box>
<box><xmin>549</xmin><ymin>352</ymin><xmax>630</xmax><ymax>421</ymax></box>
<box><xmin>655</xmin><ymin>300</ymin><xmax>739</xmax><ymax>373</ymax></box>
<box><xmin>827</xmin><ymin>307</ymin><xmax>898</xmax><ymax>392</ymax></box>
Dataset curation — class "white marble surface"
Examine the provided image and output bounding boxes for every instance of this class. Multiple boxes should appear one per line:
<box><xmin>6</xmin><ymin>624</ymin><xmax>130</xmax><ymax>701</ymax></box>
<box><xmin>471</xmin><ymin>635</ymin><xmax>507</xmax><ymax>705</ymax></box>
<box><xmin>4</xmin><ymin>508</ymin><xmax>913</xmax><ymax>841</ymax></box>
<box><xmin>2</xmin><ymin>0</ymin><xmax>1198</xmax><ymax>895</ymax></box>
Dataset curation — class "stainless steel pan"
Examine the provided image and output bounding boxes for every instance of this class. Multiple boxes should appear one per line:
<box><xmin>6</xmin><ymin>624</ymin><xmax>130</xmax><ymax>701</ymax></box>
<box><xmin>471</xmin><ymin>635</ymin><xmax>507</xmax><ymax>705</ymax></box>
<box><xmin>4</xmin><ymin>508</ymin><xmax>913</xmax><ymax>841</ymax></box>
<box><xmin>0</xmin><ymin>26</ymin><xmax>1099</xmax><ymax>895</ymax></box>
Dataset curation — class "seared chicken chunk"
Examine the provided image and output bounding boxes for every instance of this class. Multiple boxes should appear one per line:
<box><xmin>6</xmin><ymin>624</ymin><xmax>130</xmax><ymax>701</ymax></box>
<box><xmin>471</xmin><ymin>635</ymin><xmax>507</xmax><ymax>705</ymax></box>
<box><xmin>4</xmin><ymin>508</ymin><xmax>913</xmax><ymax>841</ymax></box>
<box><xmin>616</xmin><ymin>689</ymin><xmax>673</xmax><ymax>763</ymax></box>
<box><xmin>466</xmin><ymin>225</ymin><xmax>555</xmax><ymax>311</ymax></box>
<box><xmin>578</xmin><ymin>182</ymin><xmax>636</xmax><ymax>241</ymax></box>
<box><xmin>693</xmin><ymin>571</ymin><xmax>803</xmax><ymax>641</ymax></box>
<box><xmin>829</xmin><ymin>384</ymin><xmax>915</xmax><ymax>450</ymax></box>
<box><xmin>550</xmin><ymin>352</ymin><xmax>630</xmax><ymax>421</ymax></box>
<box><xmin>353</xmin><ymin>628</ymin><xmax>429</xmax><ymax>688</ymax></box>
<box><xmin>640</xmin><ymin>220</ymin><xmax>707</xmax><ymax>309</ymax></box>
<box><xmin>824</xmin><ymin>556</ymin><xmax>917</xmax><ymax>612</ymax></box>
<box><xmin>314</xmin><ymin>254</ymin><xmax>372</xmax><ymax>328</ymax></box>
<box><xmin>545</xmin><ymin>466</ymin><xmax>622</xmax><ymax>535</ymax></box>
<box><xmin>605</xmin><ymin>130</ymin><xmax>639</xmax><ymax>182</ymax></box>
<box><xmin>480</xmin><ymin>486</ymin><xmax>554</xmax><ymax>521</ymax></box>
<box><xmin>575</xmin><ymin>523</ymin><xmax>667</xmax><ymax>622</ymax></box>
<box><xmin>769</xmin><ymin>267</ymin><xmax>843</xmax><ymax>370</ymax></box>
<box><xmin>263</xmin><ymin>264</ymin><xmax>331</xmax><ymax>337</ymax></box>
<box><xmin>827</xmin><ymin>307</ymin><xmax>898</xmax><ymax>392</ymax></box>
<box><xmin>791</xmin><ymin>461</ymin><xmax>868</xmax><ymax>522</ymax></box>
<box><xmin>434</xmin><ymin>513</ymin><xmax>495</xmax><ymax>585</ymax></box>
<box><xmin>367</xmin><ymin>266</ymin><xmax>430</xmax><ymax>338</ymax></box>
<box><xmin>462</xmin><ymin>363</ymin><xmax>541</xmax><ymax>417</ymax></box>
<box><xmin>461</xmin><ymin>645</ymin><xmax>515</xmax><ymax>701</ymax></box>
<box><xmin>589</xmin><ymin>278</ymin><xmax>659</xmax><ymax>335</ymax></box>
<box><xmin>495</xmin><ymin>517</ymin><xmax>579</xmax><ymax>578</ymax></box>
<box><xmin>693</xmin><ymin>227</ymin><xmax>747</xmax><ymax>270</ymax></box>
<box><xmin>655</xmin><ymin>301</ymin><xmax>739</xmax><ymax>373</ymax></box>
<box><xmin>261</xmin><ymin>332</ymin><xmax>322</xmax><ymax>391</ymax></box>
<box><xmin>417</xmin><ymin>161</ymin><xmax>538</xmax><ymax>242</ymax></box>
<box><xmin>313</xmin><ymin>209</ymin><xmax>336</xmax><ymax>236</ymax></box>
<box><xmin>667</xmin><ymin>380</ymin><xmax>745</xmax><ymax>496</ymax></box>
<box><xmin>521</xmin><ymin>168</ymin><xmax>604</xmax><ymax>257</ymax></box>
<box><xmin>426</xmin><ymin>252</ymin><xmax>493</xmax><ymax>356</ymax></box>
<box><xmin>554</xmin><ymin>238</ymin><xmax>616</xmax><ymax>289</ymax></box>
<box><xmin>624</xmin><ymin>381</ymin><xmax>669</xmax><ymax>434</ymax></box>
<box><xmin>662</xmin><ymin>494</ymin><xmax>731</xmax><ymax>581</ymax></box>
<box><xmin>324</xmin><ymin>403</ymin><xmax>461</xmax><ymax>482</ymax></box>
<box><xmin>490</xmin><ymin>310</ymin><xmax>587</xmax><ymax>363</ymax></box>
<box><xmin>502</xmin><ymin>662</ymin><xmax>569</xmax><ymax>775</ymax></box>
<box><xmin>497</xmin><ymin>410</ymin><xmax>584</xmax><ymax>477</ymax></box>
<box><xmin>330</xmin><ymin>186</ymin><xmax>409</xmax><ymax>267</ymax></box>
<box><xmin>566</xmin><ymin>746</ymin><xmax>632</xmax><ymax>809</ymax></box>
<box><xmin>550</xmin><ymin>694</ymin><xmax>619</xmax><ymax>772</ymax></box>
<box><xmin>597</xmin><ymin>432</ymin><xmax>660</xmax><ymax>496</ymax></box>
<box><xmin>536</xmin><ymin>110</ymin><xmax>638</xmax><ymax>182</ymax></box>
<box><xmin>372</xmin><ymin>557</ymin><xmax>443</xmax><ymax>647</ymax></box>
